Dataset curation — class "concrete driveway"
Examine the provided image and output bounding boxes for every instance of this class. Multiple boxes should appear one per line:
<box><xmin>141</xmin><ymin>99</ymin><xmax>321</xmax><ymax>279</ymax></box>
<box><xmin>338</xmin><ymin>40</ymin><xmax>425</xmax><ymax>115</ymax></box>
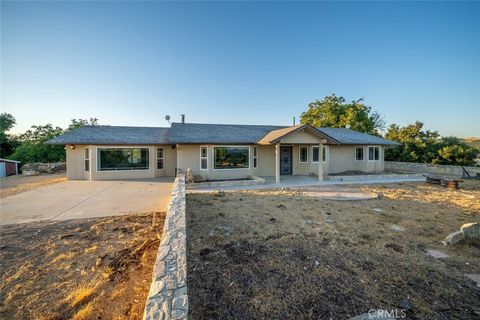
<box><xmin>0</xmin><ymin>178</ymin><xmax>174</xmax><ymax>225</ymax></box>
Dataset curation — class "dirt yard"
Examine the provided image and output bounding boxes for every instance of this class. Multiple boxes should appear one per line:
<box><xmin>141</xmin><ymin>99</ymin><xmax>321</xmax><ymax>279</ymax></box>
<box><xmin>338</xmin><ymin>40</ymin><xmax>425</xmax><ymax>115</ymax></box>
<box><xmin>0</xmin><ymin>212</ymin><xmax>165</xmax><ymax>320</ymax></box>
<box><xmin>186</xmin><ymin>181</ymin><xmax>480</xmax><ymax>320</ymax></box>
<box><xmin>0</xmin><ymin>173</ymin><xmax>66</xmax><ymax>199</ymax></box>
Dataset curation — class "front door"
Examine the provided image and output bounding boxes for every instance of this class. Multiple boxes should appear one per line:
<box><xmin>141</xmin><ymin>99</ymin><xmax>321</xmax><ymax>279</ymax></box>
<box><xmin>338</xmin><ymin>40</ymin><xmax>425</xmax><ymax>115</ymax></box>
<box><xmin>280</xmin><ymin>146</ymin><xmax>292</xmax><ymax>175</ymax></box>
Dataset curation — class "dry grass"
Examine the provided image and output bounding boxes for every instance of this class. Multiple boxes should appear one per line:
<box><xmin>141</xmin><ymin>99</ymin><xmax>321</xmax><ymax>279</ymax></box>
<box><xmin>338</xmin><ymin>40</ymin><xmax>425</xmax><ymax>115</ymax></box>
<box><xmin>72</xmin><ymin>302</ymin><xmax>94</xmax><ymax>320</ymax></box>
<box><xmin>65</xmin><ymin>284</ymin><xmax>96</xmax><ymax>307</ymax></box>
<box><xmin>0</xmin><ymin>173</ymin><xmax>66</xmax><ymax>199</ymax></box>
<box><xmin>0</xmin><ymin>212</ymin><xmax>165</xmax><ymax>319</ymax></box>
<box><xmin>187</xmin><ymin>181</ymin><xmax>480</xmax><ymax>319</ymax></box>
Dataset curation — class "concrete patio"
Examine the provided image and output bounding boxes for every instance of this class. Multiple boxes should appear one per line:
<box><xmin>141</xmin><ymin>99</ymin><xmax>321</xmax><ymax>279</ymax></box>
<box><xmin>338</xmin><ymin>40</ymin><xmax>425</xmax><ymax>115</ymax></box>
<box><xmin>186</xmin><ymin>174</ymin><xmax>425</xmax><ymax>192</ymax></box>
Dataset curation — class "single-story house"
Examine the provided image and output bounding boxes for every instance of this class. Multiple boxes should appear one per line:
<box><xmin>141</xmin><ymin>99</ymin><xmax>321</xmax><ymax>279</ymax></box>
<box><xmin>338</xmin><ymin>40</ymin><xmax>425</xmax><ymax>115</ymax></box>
<box><xmin>46</xmin><ymin>122</ymin><xmax>400</xmax><ymax>183</ymax></box>
<box><xmin>0</xmin><ymin>158</ymin><xmax>20</xmax><ymax>178</ymax></box>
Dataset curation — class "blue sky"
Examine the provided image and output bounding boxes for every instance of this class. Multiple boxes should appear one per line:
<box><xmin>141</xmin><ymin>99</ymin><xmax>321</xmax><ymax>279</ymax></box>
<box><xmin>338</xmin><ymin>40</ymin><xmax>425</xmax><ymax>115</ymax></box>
<box><xmin>1</xmin><ymin>1</ymin><xmax>479</xmax><ymax>137</ymax></box>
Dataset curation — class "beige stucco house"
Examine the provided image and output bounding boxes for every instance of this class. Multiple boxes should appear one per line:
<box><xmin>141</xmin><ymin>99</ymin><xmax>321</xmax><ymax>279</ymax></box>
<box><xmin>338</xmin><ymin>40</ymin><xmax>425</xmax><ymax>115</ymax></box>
<box><xmin>47</xmin><ymin>122</ymin><xmax>400</xmax><ymax>183</ymax></box>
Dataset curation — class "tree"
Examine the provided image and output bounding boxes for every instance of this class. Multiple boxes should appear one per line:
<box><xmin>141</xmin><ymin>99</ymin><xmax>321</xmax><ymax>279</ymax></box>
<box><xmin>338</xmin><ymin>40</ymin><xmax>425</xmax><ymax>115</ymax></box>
<box><xmin>68</xmin><ymin>118</ymin><xmax>99</xmax><ymax>131</ymax></box>
<box><xmin>300</xmin><ymin>94</ymin><xmax>385</xmax><ymax>135</ymax></box>
<box><xmin>0</xmin><ymin>113</ymin><xmax>20</xmax><ymax>158</ymax></box>
<box><xmin>385</xmin><ymin>122</ymin><xmax>478</xmax><ymax>166</ymax></box>
<box><xmin>8</xmin><ymin>125</ymin><xmax>65</xmax><ymax>163</ymax></box>
<box><xmin>8</xmin><ymin>118</ymin><xmax>100</xmax><ymax>164</ymax></box>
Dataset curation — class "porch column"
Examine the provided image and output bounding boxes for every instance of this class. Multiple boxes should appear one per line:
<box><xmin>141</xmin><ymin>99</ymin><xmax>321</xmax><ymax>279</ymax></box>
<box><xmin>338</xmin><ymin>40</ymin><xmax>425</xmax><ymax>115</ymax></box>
<box><xmin>318</xmin><ymin>143</ymin><xmax>324</xmax><ymax>181</ymax></box>
<box><xmin>275</xmin><ymin>143</ymin><xmax>280</xmax><ymax>184</ymax></box>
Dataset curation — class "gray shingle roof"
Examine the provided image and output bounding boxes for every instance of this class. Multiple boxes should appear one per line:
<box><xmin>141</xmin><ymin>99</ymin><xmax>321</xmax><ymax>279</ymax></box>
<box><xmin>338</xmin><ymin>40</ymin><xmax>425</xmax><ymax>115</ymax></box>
<box><xmin>168</xmin><ymin>122</ymin><xmax>286</xmax><ymax>144</ymax></box>
<box><xmin>46</xmin><ymin>126</ymin><xmax>169</xmax><ymax>145</ymax></box>
<box><xmin>318</xmin><ymin>128</ymin><xmax>400</xmax><ymax>146</ymax></box>
<box><xmin>46</xmin><ymin>123</ymin><xmax>400</xmax><ymax>146</ymax></box>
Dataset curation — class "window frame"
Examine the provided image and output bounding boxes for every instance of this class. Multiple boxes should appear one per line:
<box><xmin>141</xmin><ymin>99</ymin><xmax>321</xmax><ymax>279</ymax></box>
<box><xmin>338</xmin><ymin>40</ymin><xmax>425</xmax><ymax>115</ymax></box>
<box><xmin>368</xmin><ymin>146</ymin><xmax>380</xmax><ymax>162</ymax></box>
<box><xmin>84</xmin><ymin>148</ymin><xmax>90</xmax><ymax>172</ymax></box>
<box><xmin>213</xmin><ymin>146</ymin><xmax>250</xmax><ymax>170</ymax></box>
<box><xmin>200</xmin><ymin>146</ymin><xmax>208</xmax><ymax>171</ymax></box>
<box><xmin>355</xmin><ymin>146</ymin><xmax>364</xmax><ymax>162</ymax></box>
<box><xmin>96</xmin><ymin>147</ymin><xmax>150</xmax><ymax>172</ymax></box>
<box><xmin>156</xmin><ymin>147</ymin><xmax>165</xmax><ymax>170</ymax></box>
<box><xmin>253</xmin><ymin>146</ymin><xmax>258</xmax><ymax>169</ymax></box>
<box><xmin>322</xmin><ymin>145</ymin><xmax>328</xmax><ymax>163</ymax></box>
<box><xmin>299</xmin><ymin>146</ymin><xmax>309</xmax><ymax>163</ymax></box>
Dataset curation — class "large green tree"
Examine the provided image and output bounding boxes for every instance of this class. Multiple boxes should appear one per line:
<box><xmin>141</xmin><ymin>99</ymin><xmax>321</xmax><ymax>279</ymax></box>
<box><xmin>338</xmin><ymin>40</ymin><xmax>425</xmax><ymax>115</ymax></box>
<box><xmin>0</xmin><ymin>113</ymin><xmax>20</xmax><ymax>158</ymax></box>
<box><xmin>8</xmin><ymin>118</ymin><xmax>99</xmax><ymax>164</ymax></box>
<box><xmin>385</xmin><ymin>121</ymin><xmax>478</xmax><ymax>166</ymax></box>
<box><xmin>300</xmin><ymin>94</ymin><xmax>385</xmax><ymax>135</ymax></box>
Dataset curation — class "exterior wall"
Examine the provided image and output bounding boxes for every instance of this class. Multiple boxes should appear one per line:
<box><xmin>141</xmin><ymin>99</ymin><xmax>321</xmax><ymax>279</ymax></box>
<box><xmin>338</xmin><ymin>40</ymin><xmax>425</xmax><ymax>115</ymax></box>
<box><xmin>256</xmin><ymin>145</ymin><xmax>276</xmax><ymax>176</ymax></box>
<box><xmin>279</xmin><ymin>130</ymin><xmax>325</xmax><ymax>144</ymax></box>
<box><xmin>308</xmin><ymin>145</ymin><xmax>384</xmax><ymax>175</ymax></box>
<box><xmin>66</xmin><ymin>145</ymin><xmax>176</xmax><ymax>180</ymax></box>
<box><xmin>64</xmin><ymin>142</ymin><xmax>386</xmax><ymax>181</ymax></box>
<box><xmin>176</xmin><ymin>144</ymin><xmax>258</xmax><ymax>180</ymax></box>
<box><xmin>66</xmin><ymin>146</ymin><xmax>89</xmax><ymax>180</ymax></box>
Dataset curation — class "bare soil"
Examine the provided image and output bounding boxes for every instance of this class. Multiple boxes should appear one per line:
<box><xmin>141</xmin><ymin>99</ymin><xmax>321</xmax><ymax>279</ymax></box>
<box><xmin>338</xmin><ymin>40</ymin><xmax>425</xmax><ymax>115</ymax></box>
<box><xmin>0</xmin><ymin>212</ymin><xmax>165</xmax><ymax>320</ymax></box>
<box><xmin>0</xmin><ymin>173</ymin><xmax>66</xmax><ymax>199</ymax></box>
<box><xmin>186</xmin><ymin>181</ymin><xmax>480</xmax><ymax>320</ymax></box>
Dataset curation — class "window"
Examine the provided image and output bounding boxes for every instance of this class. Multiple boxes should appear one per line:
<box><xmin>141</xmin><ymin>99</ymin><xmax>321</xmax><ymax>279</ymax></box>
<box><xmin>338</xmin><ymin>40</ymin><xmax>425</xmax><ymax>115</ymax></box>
<box><xmin>84</xmin><ymin>148</ymin><xmax>90</xmax><ymax>172</ymax></box>
<box><xmin>200</xmin><ymin>146</ymin><xmax>208</xmax><ymax>170</ymax></box>
<box><xmin>299</xmin><ymin>146</ymin><xmax>308</xmax><ymax>163</ymax></box>
<box><xmin>322</xmin><ymin>146</ymin><xmax>328</xmax><ymax>163</ymax></box>
<box><xmin>157</xmin><ymin>147</ymin><xmax>164</xmax><ymax>170</ymax></box>
<box><xmin>368</xmin><ymin>146</ymin><xmax>380</xmax><ymax>161</ymax></box>
<box><xmin>312</xmin><ymin>146</ymin><xmax>319</xmax><ymax>163</ymax></box>
<box><xmin>97</xmin><ymin>148</ymin><xmax>149</xmax><ymax>171</ymax></box>
<box><xmin>253</xmin><ymin>146</ymin><xmax>258</xmax><ymax>169</ymax></box>
<box><xmin>355</xmin><ymin>147</ymin><xmax>364</xmax><ymax>161</ymax></box>
<box><xmin>214</xmin><ymin>146</ymin><xmax>249</xmax><ymax>169</ymax></box>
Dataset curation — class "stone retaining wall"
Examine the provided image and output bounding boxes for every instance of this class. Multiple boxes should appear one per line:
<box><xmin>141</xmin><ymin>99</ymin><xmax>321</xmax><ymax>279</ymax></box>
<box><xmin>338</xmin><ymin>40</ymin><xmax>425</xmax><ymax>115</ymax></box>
<box><xmin>385</xmin><ymin>161</ymin><xmax>480</xmax><ymax>178</ymax></box>
<box><xmin>144</xmin><ymin>174</ymin><xmax>188</xmax><ymax>320</ymax></box>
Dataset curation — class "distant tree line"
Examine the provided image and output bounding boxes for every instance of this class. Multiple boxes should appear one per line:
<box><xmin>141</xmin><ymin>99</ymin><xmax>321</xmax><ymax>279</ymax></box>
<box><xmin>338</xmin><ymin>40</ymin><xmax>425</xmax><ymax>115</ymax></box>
<box><xmin>300</xmin><ymin>95</ymin><xmax>479</xmax><ymax>166</ymax></box>
<box><xmin>0</xmin><ymin>113</ymin><xmax>98</xmax><ymax>164</ymax></box>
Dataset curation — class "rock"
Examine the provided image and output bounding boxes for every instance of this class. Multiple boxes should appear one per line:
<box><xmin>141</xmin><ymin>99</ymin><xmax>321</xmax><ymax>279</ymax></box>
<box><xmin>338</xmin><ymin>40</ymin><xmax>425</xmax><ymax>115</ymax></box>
<box><xmin>390</xmin><ymin>225</ymin><xmax>405</xmax><ymax>232</ymax></box>
<box><xmin>20</xmin><ymin>162</ymin><xmax>66</xmax><ymax>174</ymax></box>
<box><xmin>461</xmin><ymin>222</ymin><xmax>480</xmax><ymax>239</ymax></box>
<box><xmin>426</xmin><ymin>249</ymin><xmax>449</xmax><ymax>259</ymax></box>
<box><xmin>465</xmin><ymin>274</ymin><xmax>480</xmax><ymax>287</ymax></box>
<box><xmin>445</xmin><ymin>230</ymin><xmax>465</xmax><ymax>245</ymax></box>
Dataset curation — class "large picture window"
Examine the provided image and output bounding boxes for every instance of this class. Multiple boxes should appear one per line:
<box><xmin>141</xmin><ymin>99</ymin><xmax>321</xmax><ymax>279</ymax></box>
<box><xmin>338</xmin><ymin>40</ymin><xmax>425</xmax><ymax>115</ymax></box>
<box><xmin>98</xmin><ymin>148</ymin><xmax>149</xmax><ymax>171</ymax></box>
<box><xmin>214</xmin><ymin>146</ymin><xmax>249</xmax><ymax>169</ymax></box>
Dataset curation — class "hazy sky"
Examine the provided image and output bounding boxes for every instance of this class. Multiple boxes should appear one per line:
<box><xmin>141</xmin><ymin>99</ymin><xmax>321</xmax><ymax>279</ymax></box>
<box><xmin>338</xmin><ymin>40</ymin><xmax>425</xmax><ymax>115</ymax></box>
<box><xmin>1</xmin><ymin>1</ymin><xmax>479</xmax><ymax>137</ymax></box>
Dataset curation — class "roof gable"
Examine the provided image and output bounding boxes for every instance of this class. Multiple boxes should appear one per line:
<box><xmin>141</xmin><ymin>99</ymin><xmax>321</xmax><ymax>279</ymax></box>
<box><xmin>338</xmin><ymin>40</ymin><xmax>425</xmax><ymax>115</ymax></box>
<box><xmin>257</xmin><ymin>125</ymin><xmax>338</xmax><ymax>145</ymax></box>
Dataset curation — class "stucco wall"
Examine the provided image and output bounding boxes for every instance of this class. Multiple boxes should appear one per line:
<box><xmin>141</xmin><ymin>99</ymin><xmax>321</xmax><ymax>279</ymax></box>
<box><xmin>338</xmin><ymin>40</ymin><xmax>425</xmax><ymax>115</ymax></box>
<box><xmin>66</xmin><ymin>145</ymin><xmax>176</xmax><ymax>180</ymax></box>
<box><xmin>66</xmin><ymin>146</ymin><xmax>89</xmax><ymax>180</ymax></box>
<box><xmin>176</xmin><ymin>144</ymin><xmax>257</xmax><ymax>180</ymax></box>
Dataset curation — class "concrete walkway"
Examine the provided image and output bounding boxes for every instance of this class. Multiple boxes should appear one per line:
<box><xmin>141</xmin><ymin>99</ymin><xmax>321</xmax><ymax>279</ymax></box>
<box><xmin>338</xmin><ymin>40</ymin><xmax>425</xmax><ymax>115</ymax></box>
<box><xmin>187</xmin><ymin>175</ymin><xmax>425</xmax><ymax>192</ymax></box>
<box><xmin>0</xmin><ymin>178</ymin><xmax>174</xmax><ymax>225</ymax></box>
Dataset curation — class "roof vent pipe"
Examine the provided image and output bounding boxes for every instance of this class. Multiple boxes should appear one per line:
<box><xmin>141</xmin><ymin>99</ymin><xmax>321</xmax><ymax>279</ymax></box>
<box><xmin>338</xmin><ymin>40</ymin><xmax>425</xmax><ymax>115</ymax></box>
<box><xmin>293</xmin><ymin>116</ymin><xmax>296</xmax><ymax>126</ymax></box>
<box><xmin>181</xmin><ymin>114</ymin><xmax>185</xmax><ymax>124</ymax></box>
